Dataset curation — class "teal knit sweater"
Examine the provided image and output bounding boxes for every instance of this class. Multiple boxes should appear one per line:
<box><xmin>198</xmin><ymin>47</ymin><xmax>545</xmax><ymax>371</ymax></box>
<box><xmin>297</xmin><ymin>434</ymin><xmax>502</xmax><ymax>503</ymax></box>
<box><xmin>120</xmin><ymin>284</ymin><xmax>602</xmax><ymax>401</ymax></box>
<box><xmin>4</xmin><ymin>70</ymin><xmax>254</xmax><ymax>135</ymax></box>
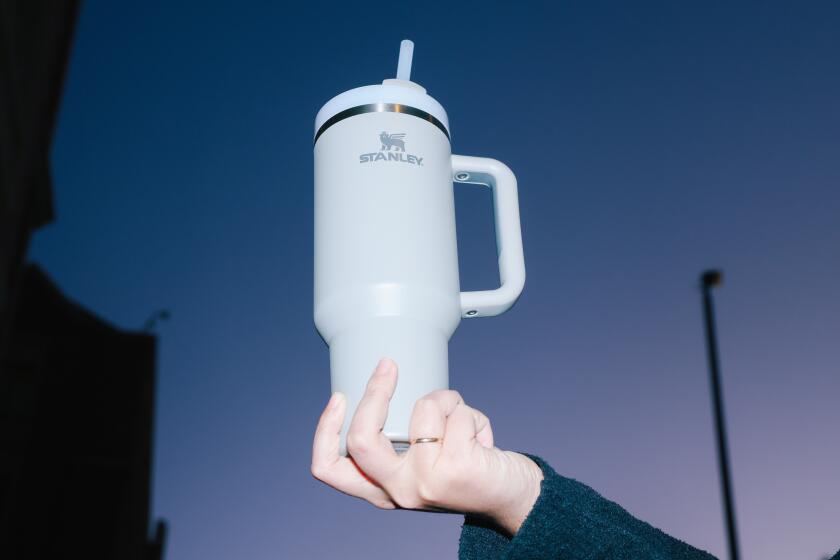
<box><xmin>459</xmin><ymin>454</ymin><xmax>839</xmax><ymax>560</ymax></box>
<box><xmin>458</xmin><ymin>454</ymin><xmax>716</xmax><ymax>559</ymax></box>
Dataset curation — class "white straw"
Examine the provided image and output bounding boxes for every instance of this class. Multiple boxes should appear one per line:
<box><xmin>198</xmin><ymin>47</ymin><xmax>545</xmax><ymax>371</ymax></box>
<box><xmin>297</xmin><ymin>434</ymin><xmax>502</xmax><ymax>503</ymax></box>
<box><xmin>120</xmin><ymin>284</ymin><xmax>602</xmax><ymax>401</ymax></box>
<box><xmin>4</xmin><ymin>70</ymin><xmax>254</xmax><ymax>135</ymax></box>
<box><xmin>396</xmin><ymin>39</ymin><xmax>414</xmax><ymax>81</ymax></box>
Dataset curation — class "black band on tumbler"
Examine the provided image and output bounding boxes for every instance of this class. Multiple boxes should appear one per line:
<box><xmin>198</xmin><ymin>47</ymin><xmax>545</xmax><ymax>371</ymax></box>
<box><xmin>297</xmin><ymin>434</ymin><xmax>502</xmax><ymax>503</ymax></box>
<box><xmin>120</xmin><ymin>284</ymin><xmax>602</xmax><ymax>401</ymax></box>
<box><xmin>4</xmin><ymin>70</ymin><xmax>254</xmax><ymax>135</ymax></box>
<box><xmin>314</xmin><ymin>103</ymin><xmax>450</xmax><ymax>144</ymax></box>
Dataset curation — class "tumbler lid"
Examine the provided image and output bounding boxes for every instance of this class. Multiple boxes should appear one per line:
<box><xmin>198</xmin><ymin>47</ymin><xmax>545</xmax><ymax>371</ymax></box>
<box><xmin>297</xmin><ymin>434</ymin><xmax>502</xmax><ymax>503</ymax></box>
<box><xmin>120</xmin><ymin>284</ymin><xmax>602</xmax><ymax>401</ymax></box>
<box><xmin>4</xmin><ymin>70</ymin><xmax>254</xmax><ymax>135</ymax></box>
<box><xmin>314</xmin><ymin>40</ymin><xmax>450</xmax><ymax>142</ymax></box>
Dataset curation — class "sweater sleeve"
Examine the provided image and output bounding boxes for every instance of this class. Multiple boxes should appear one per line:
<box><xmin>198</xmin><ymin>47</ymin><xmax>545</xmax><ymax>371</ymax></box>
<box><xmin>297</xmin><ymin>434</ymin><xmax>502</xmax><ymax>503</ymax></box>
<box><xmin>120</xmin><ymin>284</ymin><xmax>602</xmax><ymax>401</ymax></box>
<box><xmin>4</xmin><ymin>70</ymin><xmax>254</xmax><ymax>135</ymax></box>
<box><xmin>458</xmin><ymin>453</ymin><xmax>718</xmax><ymax>560</ymax></box>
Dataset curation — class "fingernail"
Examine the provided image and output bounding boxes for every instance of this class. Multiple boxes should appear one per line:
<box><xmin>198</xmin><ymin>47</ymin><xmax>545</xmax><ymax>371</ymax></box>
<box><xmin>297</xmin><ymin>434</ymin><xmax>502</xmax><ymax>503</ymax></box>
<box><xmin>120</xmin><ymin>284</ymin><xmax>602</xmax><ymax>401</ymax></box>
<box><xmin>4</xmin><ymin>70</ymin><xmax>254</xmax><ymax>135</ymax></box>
<box><xmin>375</xmin><ymin>358</ymin><xmax>393</xmax><ymax>376</ymax></box>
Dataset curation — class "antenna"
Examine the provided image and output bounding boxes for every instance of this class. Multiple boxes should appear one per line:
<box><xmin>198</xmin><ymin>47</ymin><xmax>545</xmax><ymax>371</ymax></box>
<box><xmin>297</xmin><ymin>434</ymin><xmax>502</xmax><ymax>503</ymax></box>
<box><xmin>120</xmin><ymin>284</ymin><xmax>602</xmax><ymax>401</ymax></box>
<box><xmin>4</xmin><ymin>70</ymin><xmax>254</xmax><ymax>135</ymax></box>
<box><xmin>396</xmin><ymin>39</ymin><xmax>414</xmax><ymax>81</ymax></box>
<box><xmin>700</xmin><ymin>270</ymin><xmax>741</xmax><ymax>560</ymax></box>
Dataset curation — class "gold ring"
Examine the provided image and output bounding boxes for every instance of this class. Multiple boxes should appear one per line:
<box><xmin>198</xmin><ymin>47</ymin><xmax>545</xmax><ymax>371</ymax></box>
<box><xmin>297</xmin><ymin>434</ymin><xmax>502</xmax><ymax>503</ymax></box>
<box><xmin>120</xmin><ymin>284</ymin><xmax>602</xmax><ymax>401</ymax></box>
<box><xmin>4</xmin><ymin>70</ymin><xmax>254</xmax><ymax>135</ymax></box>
<box><xmin>411</xmin><ymin>437</ymin><xmax>443</xmax><ymax>444</ymax></box>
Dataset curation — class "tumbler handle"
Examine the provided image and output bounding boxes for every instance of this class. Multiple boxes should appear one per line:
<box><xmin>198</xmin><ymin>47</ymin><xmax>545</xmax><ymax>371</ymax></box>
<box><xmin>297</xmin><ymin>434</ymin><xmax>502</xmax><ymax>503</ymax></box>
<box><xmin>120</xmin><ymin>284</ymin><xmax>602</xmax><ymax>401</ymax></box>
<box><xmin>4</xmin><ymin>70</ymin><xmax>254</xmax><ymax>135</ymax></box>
<box><xmin>452</xmin><ymin>155</ymin><xmax>526</xmax><ymax>318</ymax></box>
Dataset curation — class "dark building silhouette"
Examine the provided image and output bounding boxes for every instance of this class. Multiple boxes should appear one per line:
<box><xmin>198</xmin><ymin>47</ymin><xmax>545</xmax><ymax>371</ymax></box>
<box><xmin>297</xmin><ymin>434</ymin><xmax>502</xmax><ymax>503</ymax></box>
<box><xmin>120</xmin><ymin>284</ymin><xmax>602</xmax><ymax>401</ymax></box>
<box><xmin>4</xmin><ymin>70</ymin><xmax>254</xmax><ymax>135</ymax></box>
<box><xmin>0</xmin><ymin>2</ymin><xmax>166</xmax><ymax>558</ymax></box>
<box><xmin>0</xmin><ymin>266</ymin><xmax>166</xmax><ymax>560</ymax></box>
<box><xmin>0</xmin><ymin>1</ymin><xmax>77</xmax><ymax>342</ymax></box>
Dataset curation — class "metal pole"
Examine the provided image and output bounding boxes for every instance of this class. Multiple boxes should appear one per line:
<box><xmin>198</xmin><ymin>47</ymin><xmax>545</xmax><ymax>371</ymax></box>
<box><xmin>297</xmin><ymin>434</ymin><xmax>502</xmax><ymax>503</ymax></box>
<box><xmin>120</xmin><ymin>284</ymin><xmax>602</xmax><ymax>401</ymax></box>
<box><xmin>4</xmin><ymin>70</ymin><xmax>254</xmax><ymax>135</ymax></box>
<box><xmin>700</xmin><ymin>270</ymin><xmax>740</xmax><ymax>560</ymax></box>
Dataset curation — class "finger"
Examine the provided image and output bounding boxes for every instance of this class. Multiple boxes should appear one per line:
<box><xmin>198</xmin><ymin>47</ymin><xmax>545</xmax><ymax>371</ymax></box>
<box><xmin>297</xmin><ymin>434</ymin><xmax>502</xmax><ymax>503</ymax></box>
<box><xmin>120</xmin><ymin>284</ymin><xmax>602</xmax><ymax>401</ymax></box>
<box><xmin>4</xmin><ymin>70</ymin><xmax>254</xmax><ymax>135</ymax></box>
<box><xmin>312</xmin><ymin>392</ymin><xmax>346</xmax><ymax>472</ymax></box>
<box><xmin>421</xmin><ymin>389</ymin><xmax>463</xmax><ymax>416</ymax></box>
<box><xmin>346</xmin><ymin>358</ymin><xmax>401</xmax><ymax>481</ymax></box>
<box><xmin>471</xmin><ymin>407</ymin><xmax>494</xmax><ymax>449</ymax></box>
<box><xmin>441</xmin><ymin>403</ymin><xmax>486</xmax><ymax>459</ymax></box>
<box><xmin>311</xmin><ymin>392</ymin><xmax>395</xmax><ymax>509</ymax></box>
<box><xmin>407</xmin><ymin>390</ymin><xmax>462</xmax><ymax>470</ymax></box>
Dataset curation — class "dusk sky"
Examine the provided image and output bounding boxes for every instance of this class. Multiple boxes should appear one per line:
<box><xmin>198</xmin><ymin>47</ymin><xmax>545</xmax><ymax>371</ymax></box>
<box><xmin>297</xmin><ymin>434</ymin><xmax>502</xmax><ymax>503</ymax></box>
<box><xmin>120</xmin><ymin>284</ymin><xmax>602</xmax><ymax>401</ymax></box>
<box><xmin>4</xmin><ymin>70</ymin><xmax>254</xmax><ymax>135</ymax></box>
<box><xmin>29</xmin><ymin>1</ymin><xmax>839</xmax><ymax>559</ymax></box>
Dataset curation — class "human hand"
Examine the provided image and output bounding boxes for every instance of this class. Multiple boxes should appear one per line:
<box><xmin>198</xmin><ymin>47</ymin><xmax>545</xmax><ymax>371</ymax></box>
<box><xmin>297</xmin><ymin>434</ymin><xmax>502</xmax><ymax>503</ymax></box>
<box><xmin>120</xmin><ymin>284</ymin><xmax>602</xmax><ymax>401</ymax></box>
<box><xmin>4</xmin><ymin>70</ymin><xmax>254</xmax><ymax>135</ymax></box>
<box><xmin>311</xmin><ymin>357</ymin><xmax>544</xmax><ymax>536</ymax></box>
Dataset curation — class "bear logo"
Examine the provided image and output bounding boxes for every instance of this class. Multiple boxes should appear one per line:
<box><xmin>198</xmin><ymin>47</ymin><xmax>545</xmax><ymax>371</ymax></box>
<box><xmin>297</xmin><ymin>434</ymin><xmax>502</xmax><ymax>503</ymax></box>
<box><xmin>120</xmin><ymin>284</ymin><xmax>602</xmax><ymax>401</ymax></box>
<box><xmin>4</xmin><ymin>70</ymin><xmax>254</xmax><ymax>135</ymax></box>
<box><xmin>379</xmin><ymin>132</ymin><xmax>406</xmax><ymax>152</ymax></box>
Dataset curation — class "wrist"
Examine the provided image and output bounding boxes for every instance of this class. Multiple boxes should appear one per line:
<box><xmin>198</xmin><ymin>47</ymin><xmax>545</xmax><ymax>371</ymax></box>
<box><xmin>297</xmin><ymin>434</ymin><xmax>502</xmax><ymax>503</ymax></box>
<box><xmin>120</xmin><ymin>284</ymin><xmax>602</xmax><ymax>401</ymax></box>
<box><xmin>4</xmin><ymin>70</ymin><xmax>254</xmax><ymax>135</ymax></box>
<box><xmin>487</xmin><ymin>451</ymin><xmax>544</xmax><ymax>536</ymax></box>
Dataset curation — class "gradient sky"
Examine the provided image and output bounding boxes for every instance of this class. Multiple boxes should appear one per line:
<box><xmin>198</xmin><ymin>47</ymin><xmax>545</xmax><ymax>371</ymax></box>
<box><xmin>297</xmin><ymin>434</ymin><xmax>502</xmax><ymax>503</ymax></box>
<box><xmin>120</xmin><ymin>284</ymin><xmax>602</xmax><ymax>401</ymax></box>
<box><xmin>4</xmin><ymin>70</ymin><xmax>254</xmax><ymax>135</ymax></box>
<box><xmin>28</xmin><ymin>1</ymin><xmax>840</xmax><ymax>559</ymax></box>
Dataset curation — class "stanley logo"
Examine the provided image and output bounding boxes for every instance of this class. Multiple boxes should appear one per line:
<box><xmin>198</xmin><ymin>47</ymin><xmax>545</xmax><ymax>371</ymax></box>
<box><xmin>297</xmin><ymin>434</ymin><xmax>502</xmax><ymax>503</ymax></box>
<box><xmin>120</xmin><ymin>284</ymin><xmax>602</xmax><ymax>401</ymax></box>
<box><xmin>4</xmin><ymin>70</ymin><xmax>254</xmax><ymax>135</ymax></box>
<box><xmin>359</xmin><ymin>132</ymin><xmax>423</xmax><ymax>166</ymax></box>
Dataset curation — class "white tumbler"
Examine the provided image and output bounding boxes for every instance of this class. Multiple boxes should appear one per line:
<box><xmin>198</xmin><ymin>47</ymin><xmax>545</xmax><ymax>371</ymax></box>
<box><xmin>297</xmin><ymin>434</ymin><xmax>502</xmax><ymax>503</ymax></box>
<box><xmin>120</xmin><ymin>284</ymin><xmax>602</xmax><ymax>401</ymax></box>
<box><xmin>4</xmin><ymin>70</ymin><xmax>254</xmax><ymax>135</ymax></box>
<box><xmin>313</xmin><ymin>40</ymin><xmax>525</xmax><ymax>455</ymax></box>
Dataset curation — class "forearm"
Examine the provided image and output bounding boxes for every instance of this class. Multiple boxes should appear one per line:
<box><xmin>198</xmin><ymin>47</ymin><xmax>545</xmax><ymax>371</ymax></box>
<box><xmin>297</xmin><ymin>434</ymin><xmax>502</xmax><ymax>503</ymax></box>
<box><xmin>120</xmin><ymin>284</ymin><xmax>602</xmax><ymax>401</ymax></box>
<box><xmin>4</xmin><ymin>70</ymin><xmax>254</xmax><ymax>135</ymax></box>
<box><xmin>459</xmin><ymin>454</ymin><xmax>718</xmax><ymax>560</ymax></box>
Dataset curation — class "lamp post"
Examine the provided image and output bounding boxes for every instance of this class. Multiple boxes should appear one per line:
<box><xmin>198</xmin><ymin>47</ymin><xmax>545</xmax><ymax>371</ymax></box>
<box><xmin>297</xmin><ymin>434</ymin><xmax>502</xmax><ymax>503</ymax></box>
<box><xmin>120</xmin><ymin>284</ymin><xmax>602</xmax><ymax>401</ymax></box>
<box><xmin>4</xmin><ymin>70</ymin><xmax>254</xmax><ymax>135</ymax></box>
<box><xmin>700</xmin><ymin>270</ymin><xmax>741</xmax><ymax>560</ymax></box>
